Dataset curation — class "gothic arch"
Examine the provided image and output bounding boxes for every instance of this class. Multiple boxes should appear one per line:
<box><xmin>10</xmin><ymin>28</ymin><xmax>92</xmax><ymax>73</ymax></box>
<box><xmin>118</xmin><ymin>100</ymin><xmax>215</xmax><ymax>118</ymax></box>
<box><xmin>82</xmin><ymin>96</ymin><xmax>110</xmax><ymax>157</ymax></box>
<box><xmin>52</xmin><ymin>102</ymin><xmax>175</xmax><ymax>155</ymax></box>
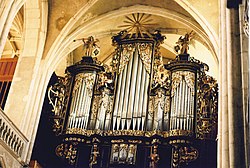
<box><xmin>45</xmin><ymin>4</ymin><xmax>218</xmax><ymax>77</ymax></box>
<box><xmin>20</xmin><ymin>0</ymin><xmax>48</xmax><ymax>162</ymax></box>
<box><xmin>2</xmin><ymin>0</ymin><xmax>48</xmax><ymax>162</ymax></box>
<box><xmin>0</xmin><ymin>0</ymin><xmax>25</xmax><ymax>55</ymax></box>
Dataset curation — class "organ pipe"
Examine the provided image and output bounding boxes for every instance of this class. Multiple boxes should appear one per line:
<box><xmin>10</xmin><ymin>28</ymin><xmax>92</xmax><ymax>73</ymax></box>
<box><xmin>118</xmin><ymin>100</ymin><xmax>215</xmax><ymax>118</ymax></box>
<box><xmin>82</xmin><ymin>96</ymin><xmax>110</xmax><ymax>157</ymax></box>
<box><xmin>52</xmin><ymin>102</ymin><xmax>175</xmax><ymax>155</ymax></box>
<box><xmin>48</xmin><ymin>30</ymin><xmax>218</xmax><ymax>168</ymax></box>
<box><xmin>166</xmin><ymin>54</ymin><xmax>202</xmax><ymax>139</ymax></box>
<box><xmin>113</xmin><ymin>43</ymin><xmax>151</xmax><ymax>131</ymax></box>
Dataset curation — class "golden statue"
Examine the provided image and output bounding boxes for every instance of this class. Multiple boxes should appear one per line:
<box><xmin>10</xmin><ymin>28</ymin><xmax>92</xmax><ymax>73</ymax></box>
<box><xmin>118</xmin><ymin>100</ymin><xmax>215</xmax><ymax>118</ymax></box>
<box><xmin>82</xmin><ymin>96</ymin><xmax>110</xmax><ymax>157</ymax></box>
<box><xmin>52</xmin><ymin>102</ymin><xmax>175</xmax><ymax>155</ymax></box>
<box><xmin>149</xmin><ymin>144</ymin><xmax>160</xmax><ymax>168</ymax></box>
<box><xmin>74</xmin><ymin>36</ymin><xmax>100</xmax><ymax>57</ymax></box>
<box><xmin>174</xmin><ymin>31</ymin><xmax>195</xmax><ymax>54</ymax></box>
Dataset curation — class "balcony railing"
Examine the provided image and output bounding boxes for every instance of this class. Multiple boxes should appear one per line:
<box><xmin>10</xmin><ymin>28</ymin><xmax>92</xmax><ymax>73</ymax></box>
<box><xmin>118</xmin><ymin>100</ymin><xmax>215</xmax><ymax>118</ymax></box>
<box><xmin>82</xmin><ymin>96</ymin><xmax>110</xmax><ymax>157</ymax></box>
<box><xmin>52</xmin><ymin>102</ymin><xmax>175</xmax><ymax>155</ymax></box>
<box><xmin>0</xmin><ymin>108</ymin><xmax>28</xmax><ymax>163</ymax></box>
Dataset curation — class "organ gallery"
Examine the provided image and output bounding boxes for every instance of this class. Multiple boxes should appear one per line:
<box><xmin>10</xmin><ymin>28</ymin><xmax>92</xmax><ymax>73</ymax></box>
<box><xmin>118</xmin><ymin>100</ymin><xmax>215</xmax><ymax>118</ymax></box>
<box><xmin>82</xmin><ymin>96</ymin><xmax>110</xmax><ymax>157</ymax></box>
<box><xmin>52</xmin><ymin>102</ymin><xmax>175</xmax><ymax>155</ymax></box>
<box><xmin>47</xmin><ymin>14</ymin><xmax>218</xmax><ymax>168</ymax></box>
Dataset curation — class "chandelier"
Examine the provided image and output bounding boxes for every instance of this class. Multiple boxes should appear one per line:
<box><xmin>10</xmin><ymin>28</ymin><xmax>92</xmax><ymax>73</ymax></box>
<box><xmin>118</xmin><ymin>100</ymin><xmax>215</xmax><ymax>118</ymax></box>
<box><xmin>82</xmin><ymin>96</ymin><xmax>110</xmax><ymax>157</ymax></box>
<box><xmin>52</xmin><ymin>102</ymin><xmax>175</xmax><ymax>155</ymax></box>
<box><xmin>48</xmin><ymin>13</ymin><xmax>218</xmax><ymax>168</ymax></box>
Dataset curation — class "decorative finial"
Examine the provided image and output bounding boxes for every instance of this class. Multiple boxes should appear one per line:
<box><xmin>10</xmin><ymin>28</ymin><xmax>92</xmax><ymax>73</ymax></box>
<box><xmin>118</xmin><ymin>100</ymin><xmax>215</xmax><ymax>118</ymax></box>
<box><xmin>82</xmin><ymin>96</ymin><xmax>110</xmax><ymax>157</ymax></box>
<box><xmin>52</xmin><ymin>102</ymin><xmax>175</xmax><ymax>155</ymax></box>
<box><xmin>74</xmin><ymin>36</ymin><xmax>100</xmax><ymax>57</ymax></box>
<box><xmin>174</xmin><ymin>31</ymin><xmax>195</xmax><ymax>55</ymax></box>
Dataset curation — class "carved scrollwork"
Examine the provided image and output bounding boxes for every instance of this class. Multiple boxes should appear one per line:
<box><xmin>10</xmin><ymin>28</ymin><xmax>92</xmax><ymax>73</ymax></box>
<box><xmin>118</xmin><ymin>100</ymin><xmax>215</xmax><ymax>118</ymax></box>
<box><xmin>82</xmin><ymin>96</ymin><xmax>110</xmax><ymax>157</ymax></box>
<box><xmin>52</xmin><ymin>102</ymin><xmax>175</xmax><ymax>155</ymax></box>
<box><xmin>138</xmin><ymin>43</ymin><xmax>152</xmax><ymax>73</ymax></box>
<box><xmin>243</xmin><ymin>0</ymin><xmax>249</xmax><ymax>37</ymax></box>
<box><xmin>48</xmin><ymin>77</ymin><xmax>66</xmax><ymax>116</ymax></box>
<box><xmin>84</xmin><ymin>73</ymin><xmax>96</xmax><ymax>98</ymax></box>
<box><xmin>168</xmin><ymin>130</ymin><xmax>193</xmax><ymax>137</ymax></box>
<box><xmin>65</xmin><ymin>128</ymin><xmax>173</xmax><ymax>138</ymax></box>
<box><xmin>171</xmin><ymin>71</ymin><xmax>195</xmax><ymax>97</ymax></box>
<box><xmin>97</xmin><ymin>70</ymin><xmax>113</xmax><ymax>90</ymax></box>
<box><xmin>73</xmin><ymin>73</ymin><xmax>96</xmax><ymax>98</ymax></box>
<box><xmin>89</xmin><ymin>138</ymin><xmax>100</xmax><ymax>167</ymax></box>
<box><xmin>111</xmin><ymin>48</ymin><xmax>120</xmax><ymax>73</ymax></box>
<box><xmin>118</xmin><ymin>44</ymin><xmax>135</xmax><ymax>73</ymax></box>
<box><xmin>112</xmin><ymin>42</ymin><xmax>155</xmax><ymax>75</ymax></box>
<box><xmin>148</xmin><ymin>96</ymin><xmax>154</xmax><ymax>116</ymax></box>
<box><xmin>196</xmin><ymin>74</ymin><xmax>218</xmax><ymax>140</ymax></box>
<box><xmin>48</xmin><ymin>76</ymin><xmax>69</xmax><ymax>135</ymax></box>
<box><xmin>55</xmin><ymin>142</ymin><xmax>78</xmax><ymax>165</ymax></box>
<box><xmin>149</xmin><ymin>139</ymin><xmax>160</xmax><ymax>168</ymax></box>
<box><xmin>91</xmin><ymin>95</ymin><xmax>101</xmax><ymax>119</ymax></box>
<box><xmin>172</xmin><ymin>146</ymin><xmax>198</xmax><ymax>168</ymax></box>
<box><xmin>164</xmin><ymin>96</ymin><xmax>171</xmax><ymax>114</ymax></box>
<box><xmin>152</xmin><ymin>55</ymin><xmax>171</xmax><ymax>90</ymax></box>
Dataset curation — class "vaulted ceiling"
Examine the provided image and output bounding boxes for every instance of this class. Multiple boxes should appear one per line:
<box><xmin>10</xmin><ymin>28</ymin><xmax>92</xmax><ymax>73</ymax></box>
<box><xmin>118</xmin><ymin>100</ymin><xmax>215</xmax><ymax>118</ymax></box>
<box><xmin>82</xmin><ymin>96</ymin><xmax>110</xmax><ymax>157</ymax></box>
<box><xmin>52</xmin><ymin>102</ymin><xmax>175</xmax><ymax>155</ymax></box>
<box><xmin>2</xmin><ymin>0</ymin><xmax>219</xmax><ymax>78</ymax></box>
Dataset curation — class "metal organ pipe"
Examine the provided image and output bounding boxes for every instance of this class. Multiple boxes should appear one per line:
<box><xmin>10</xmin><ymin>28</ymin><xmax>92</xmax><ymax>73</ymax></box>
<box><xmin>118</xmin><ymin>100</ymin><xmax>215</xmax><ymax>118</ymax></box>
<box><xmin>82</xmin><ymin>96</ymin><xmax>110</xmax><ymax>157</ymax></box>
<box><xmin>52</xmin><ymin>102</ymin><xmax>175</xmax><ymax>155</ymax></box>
<box><xmin>169</xmin><ymin>71</ymin><xmax>197</xmax><ymax>133</ymax></box>
<box><xmin>180</xmin><ymin>79</ymin><xmax>185</xmax><ymax>130</ymax></box>
<box><xmin>183</xmin><ymin>82</ymin><xmax>188</xmax><ymax>130</ymax></box>
<box><xmin>78</xmin><ymin>80</ymin><xmax>85</xmax><ymax>129</ymax></box>
<box><xmin>116</xmin><ymin>60</ymin><xmax>128</xmax><ymax>130</ymax></box>
<box><xmin>186</xmin><ymin>87</ymin><xmax>191</xmax><ymax>131</ymax></box>
<box><xmin>127</xmin><ymin>49</ymin><xmax>139</xmax><ymax>130</ymax></box>
<box><xmin>142</xmin><ymin>72</ymin><xmax>149</xmax><ymax>130</ymax></box>
<box><xmin>132</xmin><ymin>55</ymin><xmax>143</xmax><ymax>130</ymax></box>
<box><xmin>137</xmin><ymin>62</ymin><xmax>146</xmax><ymax>130</ymax></box>
<box><xmin>74</xmin><ymin>81</ymin><xmax>81</xmax><ymax>116</ymax></box>
<box><xmin>175</xmin><ymin>84</ymin><xmax>179</xmax><ymax>130</ymax></box>
<box><xmin>49</xmin><ymin>32</ymin><xmax>219</xmax><ymax>168</ymax></box>
<box><xmin>190</xmin><ymin>87</ymin><xmax>194</xmax><ymax>131</ymax></box>
<box><xmin>66</xmin><ymin>73</ymin><xmax>96</xmax><ymax>131</ymax></box>
<box><xmin>121</xmin><ymin>50</ymin><xmax>134</xmax><ymax>130</ymax></box>
<box><xmin>112</xmin><ymin>70</ymin><xmax>123</xmax><ymax>130</ymax></box>
<box><xmin>112</xmin><ymin>44</ymin><xmax>151</xmax><ymax>131</ymax></box>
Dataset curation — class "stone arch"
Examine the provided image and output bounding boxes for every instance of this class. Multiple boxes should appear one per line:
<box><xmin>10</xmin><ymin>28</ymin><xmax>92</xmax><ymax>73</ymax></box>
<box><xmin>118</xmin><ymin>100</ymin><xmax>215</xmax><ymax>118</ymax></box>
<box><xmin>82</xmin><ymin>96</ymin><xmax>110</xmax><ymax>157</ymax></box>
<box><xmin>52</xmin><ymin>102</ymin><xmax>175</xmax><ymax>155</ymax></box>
<box><xmin>3</xmin><ymin>0</ymin><xmax>48</xmax><ymax>162</ymax></box>
<box><xmin>0</xmin><ymin>0</ymin><xmax>25</xmax><ymax>55</ymax></box>
<box><xmin>45</xmin><ymin>4</ymin><xmax>218</xmax><ymax>77</ymax></box>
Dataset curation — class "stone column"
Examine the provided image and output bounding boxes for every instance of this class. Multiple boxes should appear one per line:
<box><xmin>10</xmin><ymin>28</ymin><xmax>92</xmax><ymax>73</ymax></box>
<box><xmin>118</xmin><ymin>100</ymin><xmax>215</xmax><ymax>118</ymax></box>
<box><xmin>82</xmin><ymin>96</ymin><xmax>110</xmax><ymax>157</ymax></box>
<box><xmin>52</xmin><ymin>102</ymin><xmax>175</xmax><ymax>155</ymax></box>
<box><xmin>239</xmin><ymin>1</ymin><xmax>249</xmax><ymax>165</ymax></box>
<box><xmin>3</xmin><ymin>0</ymin><xmax>48</xmax><ymax>163</ymax></box>
<box><xmin>228</xmin><ymin>8</ymin><xmax>246</xmax><ymax>168</ymax></box>
<box><xmin>218</xmin><ymin>0</ymin><xmax>248</xmax><ymax>167</ymax></box>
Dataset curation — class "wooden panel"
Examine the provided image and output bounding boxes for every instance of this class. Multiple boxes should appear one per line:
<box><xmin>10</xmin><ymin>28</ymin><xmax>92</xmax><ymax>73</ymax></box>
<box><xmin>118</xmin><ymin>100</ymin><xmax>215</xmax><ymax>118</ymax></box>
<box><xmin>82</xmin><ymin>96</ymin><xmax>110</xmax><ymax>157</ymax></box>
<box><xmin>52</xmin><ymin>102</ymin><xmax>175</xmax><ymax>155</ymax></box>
<box><xmin>0</xmin><ymin>58</ymin><xmax>18</xmax><ymax>81</ymax></box>
<box><xmin>0</xmin><ymin>58</ymin><xmax>18</xmax><ymax>109</ymax></box>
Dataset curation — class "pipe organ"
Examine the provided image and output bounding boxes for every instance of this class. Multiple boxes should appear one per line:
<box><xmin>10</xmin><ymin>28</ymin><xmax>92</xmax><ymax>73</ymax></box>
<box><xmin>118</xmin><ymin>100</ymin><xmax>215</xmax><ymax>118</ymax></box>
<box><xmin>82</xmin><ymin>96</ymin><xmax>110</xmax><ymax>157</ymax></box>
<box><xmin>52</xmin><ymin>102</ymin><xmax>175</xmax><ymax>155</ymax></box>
<box><xmin>67</xmin><ymin>73</ymin><xmax>96</xmax><ymax>130</ymax></box>
<box><xmin>48</xmin><ymin>28</ymin><xmax>218</xmax><ymax>168</ymax></box>
<box><xmin>112</xmin><ymin>43</ymin><xmax>151</xmax><ymax>131</ymax></box>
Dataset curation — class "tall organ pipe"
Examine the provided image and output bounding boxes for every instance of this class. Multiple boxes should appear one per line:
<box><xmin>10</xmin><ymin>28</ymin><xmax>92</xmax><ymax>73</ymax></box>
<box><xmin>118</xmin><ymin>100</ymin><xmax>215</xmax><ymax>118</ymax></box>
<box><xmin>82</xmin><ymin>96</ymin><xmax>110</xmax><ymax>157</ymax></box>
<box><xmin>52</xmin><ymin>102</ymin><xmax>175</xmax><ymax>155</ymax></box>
<box><xmin>112</xmin><ymin>44</ymin><xmax>151</xmax><ymax>131</ymax></box>
<box><xmin>166</xmin><ymin>54</ymin><xmax>204</xmax><ymax>137</ymax></box>
<box><xmin>127</xmin><ymin>49</ymin><xmax>139</xmax><ymax>130</ymax></box>
<box><xmin>132</xmin><ymin>54</ymin><xmax>143</xmax><ymax>130</ymax></box>
<box><xmin>111</xmin><ymin>31</ymin><xmax>165</xmax><ymax>132</ymax></box>
<box><xmin>64</xmin><ymin>56</ymin><xmax>104</xmax><ymax>132</ymax></box>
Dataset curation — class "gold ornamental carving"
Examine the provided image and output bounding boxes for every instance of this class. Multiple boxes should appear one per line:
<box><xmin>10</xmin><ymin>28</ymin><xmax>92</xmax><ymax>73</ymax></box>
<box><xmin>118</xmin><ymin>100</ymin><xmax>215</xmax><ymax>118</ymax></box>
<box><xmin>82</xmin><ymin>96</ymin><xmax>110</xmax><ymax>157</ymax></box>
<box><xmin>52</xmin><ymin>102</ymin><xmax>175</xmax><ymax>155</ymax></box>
<box><xmin>55</xmin><ymin>143</ymin><xmax>78</xmax><ymax>165</ymax></box>
<box><xmin>118</xmin><ymin>43</ymin><xmax>135</xmax><ymax>74</ymax></box>
<box><xmin>168</xmin><ymin>130</ymin><xmax>193</xmax><ymax>137</ymax></box>
<box><xmin>196</xmin><ymin>74</ymin><xmax>218</xmax><ymax>140</ymax></box>
<box><xmin>171</xmin><ymin>71</ymin><xmax>195</xmax><ymax>97</ymax></box>
<box><xmin>73</xmin><ymin>73</ymin><xmax>96</xmax><ymax>98</ymax></box>
<box><xmin>138</xmin><ymin>43</ymin><xmax>152</xmax><ymax>73</ymax></box>
<box><xmin>172</xmin><ymin>146</ymin><xmax>198</xmax><ymax>168</ymax></box>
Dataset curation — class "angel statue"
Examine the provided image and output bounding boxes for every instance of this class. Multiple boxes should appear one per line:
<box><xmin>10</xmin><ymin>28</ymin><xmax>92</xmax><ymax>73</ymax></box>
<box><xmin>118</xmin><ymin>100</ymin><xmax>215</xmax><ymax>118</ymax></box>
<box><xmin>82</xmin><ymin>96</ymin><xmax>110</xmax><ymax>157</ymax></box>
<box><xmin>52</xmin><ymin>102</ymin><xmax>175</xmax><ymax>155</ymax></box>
<box><xmin>74</xmin><ymin>36</ymin><xmax>100</xmax><ymax>57</ymax></box>
<box><xmin>174</xmin><ymin>31</ymin><xmax>195</xmax><ymax>54</ymax></box>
